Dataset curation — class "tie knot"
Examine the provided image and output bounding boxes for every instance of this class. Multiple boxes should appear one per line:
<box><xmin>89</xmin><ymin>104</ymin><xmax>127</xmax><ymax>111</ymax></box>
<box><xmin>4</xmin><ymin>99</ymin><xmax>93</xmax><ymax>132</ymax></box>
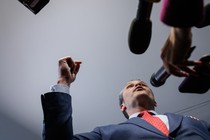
<box><xmin>139</xmin><ymin>110</ymin><xmax>153</xmax><ymax>117</ymax></box>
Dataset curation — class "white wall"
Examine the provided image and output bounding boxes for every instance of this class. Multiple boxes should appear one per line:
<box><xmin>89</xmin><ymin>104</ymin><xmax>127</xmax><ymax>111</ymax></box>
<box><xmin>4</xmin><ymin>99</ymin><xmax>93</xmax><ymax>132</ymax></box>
<box><xmin>0</xmin><ymin>0</ymin><xmax>209</xmax><ymax>139</ymax></box>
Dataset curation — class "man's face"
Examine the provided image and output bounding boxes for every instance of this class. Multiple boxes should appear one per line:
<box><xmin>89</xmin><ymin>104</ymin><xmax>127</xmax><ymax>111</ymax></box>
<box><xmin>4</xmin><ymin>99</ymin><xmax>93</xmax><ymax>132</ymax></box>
<box><xmin>122</xmin><ymin>80</ymin><xmax>156</xmax><ymax>110</ymax></box>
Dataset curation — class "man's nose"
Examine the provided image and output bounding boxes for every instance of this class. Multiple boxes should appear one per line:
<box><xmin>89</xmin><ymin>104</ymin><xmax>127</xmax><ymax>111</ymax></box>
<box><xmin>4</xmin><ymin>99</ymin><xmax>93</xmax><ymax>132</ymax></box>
<box><xmin>135</xmin><ymin>83</ymin><xmax>142</xmax><ymax>87</ymax></box>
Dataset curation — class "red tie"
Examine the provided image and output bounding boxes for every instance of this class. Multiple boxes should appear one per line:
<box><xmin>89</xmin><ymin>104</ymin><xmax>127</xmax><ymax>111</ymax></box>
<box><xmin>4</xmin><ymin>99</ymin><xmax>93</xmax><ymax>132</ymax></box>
<box><xmin>140</xmin><ymin>111</ymin><xmax>169</xmax><ymax>136</ymax></box>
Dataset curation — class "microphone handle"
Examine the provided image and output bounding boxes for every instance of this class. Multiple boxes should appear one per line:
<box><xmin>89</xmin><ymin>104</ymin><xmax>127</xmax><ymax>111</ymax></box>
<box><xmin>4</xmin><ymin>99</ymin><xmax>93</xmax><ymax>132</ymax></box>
<box><xmin>137</xmin><ymin>0</ymin><xmax>153</xmax><ymax>20</ymax></box>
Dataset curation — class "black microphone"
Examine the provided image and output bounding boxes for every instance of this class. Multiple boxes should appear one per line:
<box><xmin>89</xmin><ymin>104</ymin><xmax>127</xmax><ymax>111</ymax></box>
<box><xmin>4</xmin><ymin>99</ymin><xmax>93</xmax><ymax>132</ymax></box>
<box><xmin>196</xmin><ymin>3</ymin><xmax>210</xmax><ymax>28</ymax></box>
<box><xmin>150</xmin><ymin>46</ymin><xmax>196</xmax><ymax>87</ymax></box>
<box><xmin>18</xmin><ymin>0</ymin><xmax>50</xmax><ymax>14</ymax></box>
<box><xmin>150</xmin><ymin>66</ymin><xmax>170</xmax><ymax>87</ymax></box>
<box><xmin>128</xmin><ymin>0</ymin><xmax>153</xmax><ymax>54</ymax></box>
<box><xmin>179</xmin><ymin>55</ymin><xmax>210</xmax><ymax>94</ymax></box>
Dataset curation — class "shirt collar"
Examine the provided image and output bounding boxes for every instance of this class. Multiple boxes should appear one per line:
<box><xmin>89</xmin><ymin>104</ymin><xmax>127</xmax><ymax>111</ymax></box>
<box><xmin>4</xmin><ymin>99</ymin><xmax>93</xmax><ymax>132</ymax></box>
<box><xmin>129</xmin><ymin>110</ymin><xmax>158</xmax><ymax>119</ymax></box>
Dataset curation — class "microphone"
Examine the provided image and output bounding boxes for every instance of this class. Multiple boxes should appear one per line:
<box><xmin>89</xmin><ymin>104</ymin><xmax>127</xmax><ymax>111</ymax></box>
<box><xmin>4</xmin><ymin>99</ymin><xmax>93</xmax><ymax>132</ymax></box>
<box><xmin>128</xmin><ymin>0</ymin><xmax>153</xmax><ymax>54</ymax></box>
<box><xmin>150</xmin><ymin>66</ymin><xmax>170</xmax><ymax>87</ymax></box>
<box><xmin>179</xmin><ymin>55</ymin><xmax>210</xmax><ymax>94</ymax></box>
<box><xmin>18</xmin><ymin>0</ymin><xmax>50</xmax><ymax>14</ymax></box>
<box><xmin>150</xmin><ymin>46</ymin><xmax>196</xmax><ymax>87</ymax></box>
<box><xmin>160</xmin><ymin>0</ymin><xmax>204</xmax><ymax>27</ymax></box>
<box><xmin>196</xmin><ymin>3</ymin><xmax>210</xmax><ymax>28</ymax></box>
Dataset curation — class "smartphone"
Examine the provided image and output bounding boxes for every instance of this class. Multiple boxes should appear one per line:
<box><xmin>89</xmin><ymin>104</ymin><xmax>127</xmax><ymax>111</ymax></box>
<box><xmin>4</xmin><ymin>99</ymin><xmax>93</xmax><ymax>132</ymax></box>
<box><xmin>179</xmin><ymin>55</ymin><xmax>210</xmax><ymax>94</ymax></box>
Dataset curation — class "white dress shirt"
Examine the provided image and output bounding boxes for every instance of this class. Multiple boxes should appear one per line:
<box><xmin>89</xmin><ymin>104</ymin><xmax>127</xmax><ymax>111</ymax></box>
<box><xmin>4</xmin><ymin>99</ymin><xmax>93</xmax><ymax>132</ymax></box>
<box><xmin>51</xmin><ymin>84</ymin><xmax>70</xmax><ymax>94</ymax></box>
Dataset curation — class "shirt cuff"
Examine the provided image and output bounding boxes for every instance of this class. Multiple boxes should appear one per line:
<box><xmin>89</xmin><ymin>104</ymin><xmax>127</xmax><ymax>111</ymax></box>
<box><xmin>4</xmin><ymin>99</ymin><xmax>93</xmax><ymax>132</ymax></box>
<box><xmin>50</xmin><ymin>84</ymin><xmax>70</xmax><ymax>94</ymax></box>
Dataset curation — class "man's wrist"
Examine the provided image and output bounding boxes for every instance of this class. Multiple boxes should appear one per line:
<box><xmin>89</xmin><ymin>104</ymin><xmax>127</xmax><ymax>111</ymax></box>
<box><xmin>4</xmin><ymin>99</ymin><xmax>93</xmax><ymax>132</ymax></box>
<box><xmin>51</xmin><ymin>84</ymin><xmax>70</xmax><ymax>94</ymax></box>
<box><xmin>57</xmin><ymin>77</ymin><xmax>71</xmax><ymax>86</ymax></box>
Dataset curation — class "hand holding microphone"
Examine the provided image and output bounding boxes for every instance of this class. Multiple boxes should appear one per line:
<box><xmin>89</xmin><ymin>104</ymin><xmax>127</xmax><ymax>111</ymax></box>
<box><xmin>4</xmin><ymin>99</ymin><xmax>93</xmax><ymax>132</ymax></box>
<box><xmin>128</xmin><ymin>0</ymin><xmax>160</xmax><ymax>54</ymax></box>
<box><xmin>151</xmin><ymin>52</ymin><xmax>210</xmax><ymax>94</ymax></box>
<box><xmin>150</xmin><ymin>45</ymin><xmax>198</xmax><ymax>87</ymax></box>
<box><xmin>159</xmin><ymin>0</ymin><xmax>204</xmax><ymax>71</ymax></box>
<box><xmin>160</xmin><ymin>28</ymin><xmax>202</xmax><ymax>77</ymax></box>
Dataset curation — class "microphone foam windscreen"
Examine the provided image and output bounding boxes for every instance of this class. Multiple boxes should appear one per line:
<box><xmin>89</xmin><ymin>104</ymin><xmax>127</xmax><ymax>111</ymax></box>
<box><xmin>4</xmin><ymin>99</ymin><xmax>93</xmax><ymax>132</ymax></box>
<box><xmin>160</xmin><ymin>0</ymin><xmax>204</xmax><ymax>27</ymax></box>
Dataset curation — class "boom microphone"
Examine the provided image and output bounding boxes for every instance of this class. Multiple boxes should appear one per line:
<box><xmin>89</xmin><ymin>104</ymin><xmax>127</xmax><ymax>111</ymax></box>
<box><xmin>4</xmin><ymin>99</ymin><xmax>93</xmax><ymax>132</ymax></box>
<box><xmin>128</xmin><ymin>0</ymin><xmax>153</xmax><ymax>54</ymax></box>
<box><xmin>160</xmin><ymin>0</ymin><xmax>204</xmax><ymax>27</ymax></box>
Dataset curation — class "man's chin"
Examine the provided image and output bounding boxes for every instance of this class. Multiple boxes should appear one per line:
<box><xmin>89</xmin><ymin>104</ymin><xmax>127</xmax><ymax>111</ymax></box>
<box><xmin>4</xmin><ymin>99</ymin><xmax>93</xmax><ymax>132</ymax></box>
<box><xmin>135</xmin><ymin>94</ymin><xmax>155</xmax><ymax>107</ymax></box>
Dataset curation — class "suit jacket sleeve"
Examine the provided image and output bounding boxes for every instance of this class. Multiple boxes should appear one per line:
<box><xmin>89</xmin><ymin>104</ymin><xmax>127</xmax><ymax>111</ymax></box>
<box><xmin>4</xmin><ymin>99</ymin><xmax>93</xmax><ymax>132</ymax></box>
<box><xmin>41</xmin><ymin>92</ymin><xmax>103</xmax><ymax>140</ymax></box>
<box><xmin>41</xmin><ymin>92</ymin><xmax>73</xmax><ymax>140</ymax></box>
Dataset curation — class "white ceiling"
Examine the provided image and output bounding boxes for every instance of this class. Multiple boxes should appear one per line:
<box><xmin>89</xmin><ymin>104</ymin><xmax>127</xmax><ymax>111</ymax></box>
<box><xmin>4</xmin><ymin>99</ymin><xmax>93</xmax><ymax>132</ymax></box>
<box><xmin>0</xmin><ymin>0</ymin><xmax>209</xmax><ymax>139</ymax></box>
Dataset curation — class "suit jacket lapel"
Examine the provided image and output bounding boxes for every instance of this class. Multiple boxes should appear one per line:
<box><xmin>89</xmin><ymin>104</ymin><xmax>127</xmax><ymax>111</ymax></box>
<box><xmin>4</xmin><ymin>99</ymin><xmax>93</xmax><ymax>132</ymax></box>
<box><xmin>164</xmin><ymin>112</ymin><xmax>183</xmax><ymax>134</ymax></box>
<box><xmin>122</xmin><ymin>117</ymin><xmax>165</xmax><ymax>136</ymax></box>
<box><xmin>123</xmin><ymin>113</ymin><xmax>183</xmax><ymax>136</ymax></box>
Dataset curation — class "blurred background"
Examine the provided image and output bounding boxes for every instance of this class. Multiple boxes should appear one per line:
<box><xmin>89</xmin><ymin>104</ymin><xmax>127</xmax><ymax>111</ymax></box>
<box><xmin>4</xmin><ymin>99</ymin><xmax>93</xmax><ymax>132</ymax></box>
<box><xmin>0</xmin><ymin>0</ymin><xmax>209</xmax><ymax>139</ymax></box>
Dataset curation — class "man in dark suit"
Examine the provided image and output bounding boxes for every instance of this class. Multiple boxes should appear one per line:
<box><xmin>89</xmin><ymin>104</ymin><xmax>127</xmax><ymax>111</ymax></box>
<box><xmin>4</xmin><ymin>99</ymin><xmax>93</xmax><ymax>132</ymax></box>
<box><xmin>41</xmin><ymin>56</ymin><xmax>210</xmax><ymax>140</ymax></box>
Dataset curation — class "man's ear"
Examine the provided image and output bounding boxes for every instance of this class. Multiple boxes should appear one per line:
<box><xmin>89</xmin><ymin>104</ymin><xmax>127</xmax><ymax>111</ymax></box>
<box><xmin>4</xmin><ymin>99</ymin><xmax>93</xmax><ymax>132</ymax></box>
<box><xmin>120</xmin><ymin>103</ymin><xmax>129</xmax><ymax>119</ymax></box>
<box><xmin>120</xmin><ymin>103</ymin><xmax>127</xmax><ymax>112</ymax></box>
<box><xmin>154</xmin><ymin>100</ymin><xmax>157</xmax><ymax>107</ymax></box>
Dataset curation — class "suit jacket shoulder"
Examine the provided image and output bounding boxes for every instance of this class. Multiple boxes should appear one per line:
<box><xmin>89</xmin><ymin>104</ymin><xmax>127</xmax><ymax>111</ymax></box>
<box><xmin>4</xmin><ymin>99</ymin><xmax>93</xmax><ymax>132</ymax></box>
<box><xmin>164</xmin><ymin>112</ymin><xmax>210</xmax><ymax>139</ymax></box>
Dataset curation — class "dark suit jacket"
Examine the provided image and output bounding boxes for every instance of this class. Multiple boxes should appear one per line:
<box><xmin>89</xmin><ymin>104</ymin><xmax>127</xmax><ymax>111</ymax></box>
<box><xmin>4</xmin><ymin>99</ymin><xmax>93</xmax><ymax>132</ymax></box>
<box><xmin>41</xmin><ymin>92</ymin><xmax>210</xmax><ymax>140</ymax></box>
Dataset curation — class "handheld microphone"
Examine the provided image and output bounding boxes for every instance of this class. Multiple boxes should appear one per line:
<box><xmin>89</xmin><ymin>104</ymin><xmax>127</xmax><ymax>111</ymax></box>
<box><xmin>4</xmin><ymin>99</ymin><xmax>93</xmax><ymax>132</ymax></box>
<box><xmin>128</xmin><ymin>0</ymin><xmax>153</xmax><ymax>54</ymax></box>
<box><xmin>150</xmin><ymin>66</ymin><xmax>170</xmax><ymax>87</ymax></box>
<box><xmin>160</xmin><ymin>0</ymin><xmax>204</xmax><ymax>27</ymax></box>
<box><xmin>179</xmin><ymin>55</ymin><xmax>210</xmax><ymax>94</ymax></box>
<box><xmin>150</xmin><ymin>46</ymin><xmax>196</xmax><ymax>87</ymax></box>
<box><xmin>196</xmin><ymin>3</ymin><xmax>210</xmax><ymax>28</ymax></box>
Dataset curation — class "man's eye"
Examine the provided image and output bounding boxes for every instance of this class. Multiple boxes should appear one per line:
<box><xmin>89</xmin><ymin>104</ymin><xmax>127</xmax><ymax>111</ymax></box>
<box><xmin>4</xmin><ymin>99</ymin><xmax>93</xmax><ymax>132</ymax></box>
<box><xmin>126</xmin><ymin>85</ymin><xmax>133</xmax><ymax>89</ymax></box>
<box><xmin>143</xmin><ymin>83</ymin><xmax>148</xmax><ymax>87</ymax></box>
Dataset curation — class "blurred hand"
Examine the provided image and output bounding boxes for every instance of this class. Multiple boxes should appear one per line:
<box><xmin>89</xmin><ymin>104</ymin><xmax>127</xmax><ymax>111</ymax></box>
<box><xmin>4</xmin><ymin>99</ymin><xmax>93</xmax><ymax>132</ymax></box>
<box><xmin>161</xmin><ymin>27</ymin><xmax>202</xmax><ymax>77</ymax></box>
<box><xmin>57</xmin><ymin>56</ymin><xmax>82</xmax><ymax>86</ymax></box>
